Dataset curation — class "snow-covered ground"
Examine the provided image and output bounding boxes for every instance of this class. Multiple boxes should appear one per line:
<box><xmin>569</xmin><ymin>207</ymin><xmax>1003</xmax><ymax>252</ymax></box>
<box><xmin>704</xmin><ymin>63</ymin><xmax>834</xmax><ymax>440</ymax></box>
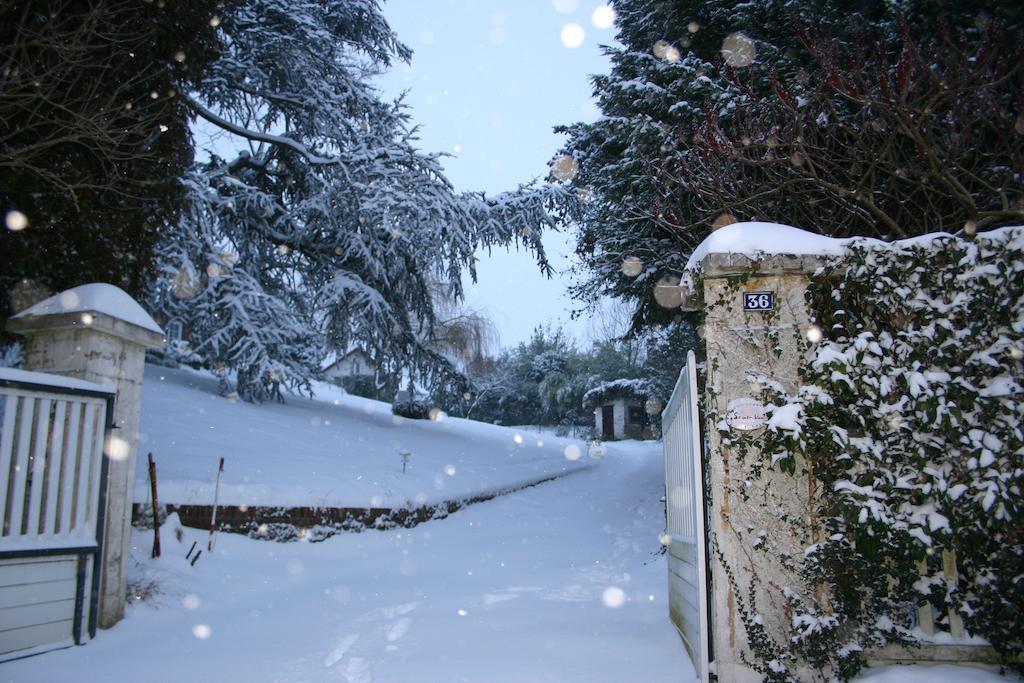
<box><xmin>135</xmin><ymin>365</ymin><xmax>590</xmax><ymax>509</ymax></box>
<box><xmin>5</xmin><ymin>440</ymin><xmax>694</xmax><ymax>683</ymax></box>
<box><xmin>856</xmin><ymin>665</ymin><xmax>1016</xmax><ymax>682</ymax></box>
<box><xmin>4</xmin><ymin>364</ymin><xmax>1014</xmax><ymax>682</ymax></box>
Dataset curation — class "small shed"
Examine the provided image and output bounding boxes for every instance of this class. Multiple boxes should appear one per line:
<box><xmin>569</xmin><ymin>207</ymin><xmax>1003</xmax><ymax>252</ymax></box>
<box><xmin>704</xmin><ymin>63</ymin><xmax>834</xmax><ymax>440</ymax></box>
<box><xmin>583</xmin><ymin>379</ymin><xmax>651</xmax><ymax>440</ymax></box>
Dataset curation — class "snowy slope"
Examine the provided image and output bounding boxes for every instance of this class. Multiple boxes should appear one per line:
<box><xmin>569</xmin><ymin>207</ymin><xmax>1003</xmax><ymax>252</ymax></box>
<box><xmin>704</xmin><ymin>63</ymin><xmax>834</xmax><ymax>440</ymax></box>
<box><xmin>136</xmin><ymin>365</ymin><xmax>591</xmax><ymax>509</ymax></box>
<box><xmin>7</xmin><ymin>441</ymin><xmax>695</xmax><ymax>683</ymax></box>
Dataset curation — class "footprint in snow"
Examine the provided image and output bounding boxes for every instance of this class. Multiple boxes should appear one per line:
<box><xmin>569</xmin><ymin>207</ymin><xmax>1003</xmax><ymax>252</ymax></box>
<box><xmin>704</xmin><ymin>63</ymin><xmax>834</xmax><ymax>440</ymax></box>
<box><xmin>386</xmin><ymin>617</ymin><xmax>412</xmax><ymax>642</ymax></box>
<box><xmin>481</xmin><ymin>593</ymin><xmax>518</xmax><ymax>605</ymax></box>
<box><xmin>324</xmin><ymin>633</ymin><xmax>359</xmax><ymax>669</ymax></box>
<box><xmin>378</xmin><ymin>601</ymin><xmax>419</xmax><ymax>620</ymax></box>
<box><xmin>344</xmin><ymin>657</ymin><xmax>373</xmax><ymax>683</ymax></box>
<box><xmin>541</xmin><ymin>583</ymin><xmax>592</xmax><ymax>602</ymax></box>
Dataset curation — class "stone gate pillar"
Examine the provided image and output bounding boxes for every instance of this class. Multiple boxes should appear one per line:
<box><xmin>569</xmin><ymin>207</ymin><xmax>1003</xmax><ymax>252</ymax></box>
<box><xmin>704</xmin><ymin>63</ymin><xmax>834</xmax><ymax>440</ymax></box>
<box><xmin>7</xmin><ymin>284</ymin><xmax>164</xmax><ymax>628</ymax></box>
<box><xmin>686</xmin><ymin>249</ymin><xmax>824</xmax><ymax>682</ymax></box>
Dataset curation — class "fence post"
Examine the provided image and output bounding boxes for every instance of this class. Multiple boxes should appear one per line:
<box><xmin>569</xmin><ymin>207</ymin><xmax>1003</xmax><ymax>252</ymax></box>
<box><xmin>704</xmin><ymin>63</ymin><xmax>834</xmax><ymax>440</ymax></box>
<box><xmin>7</xmin><ymin>284</ymin><xmax>164</xmax><ymax>629</ymax></box>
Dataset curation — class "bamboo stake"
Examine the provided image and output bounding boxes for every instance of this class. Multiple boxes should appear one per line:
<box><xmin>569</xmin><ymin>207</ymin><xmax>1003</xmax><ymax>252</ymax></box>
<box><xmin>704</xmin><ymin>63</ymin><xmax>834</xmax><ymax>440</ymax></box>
<box><xmin>208</xmin><ymin>457</ymin><xmax>224</xmax><ymax>552</ymax></box>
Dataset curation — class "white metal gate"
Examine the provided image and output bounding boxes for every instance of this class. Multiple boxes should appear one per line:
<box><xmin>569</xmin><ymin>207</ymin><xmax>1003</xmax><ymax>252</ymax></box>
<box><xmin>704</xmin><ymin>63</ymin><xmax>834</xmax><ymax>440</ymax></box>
<box><xmin>0</xmin><ymin>368</ymin><xmax>113</xmax><ymax>661</ymax></box>
<box><xmin>661</xmin><ymin>350</ymin><xmax>710</xmax><ymax>682</ymax></box>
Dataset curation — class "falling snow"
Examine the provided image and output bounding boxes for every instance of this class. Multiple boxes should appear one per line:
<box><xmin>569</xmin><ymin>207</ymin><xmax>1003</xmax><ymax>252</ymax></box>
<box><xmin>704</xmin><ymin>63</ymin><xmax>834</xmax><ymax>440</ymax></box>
<box><xmin>560</xmin><ymin>23</ymin><xmax>585</xmax><ymax>49</ymax></box>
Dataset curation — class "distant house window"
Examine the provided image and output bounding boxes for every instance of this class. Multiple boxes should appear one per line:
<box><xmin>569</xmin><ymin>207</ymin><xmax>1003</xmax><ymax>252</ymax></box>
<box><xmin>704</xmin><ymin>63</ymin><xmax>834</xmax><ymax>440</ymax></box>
<box><xmin>166</xmin><ymin>320</ymin><xmax>183</xmax><ymax>346</ymax></box>
<box><xmin>627</xmin><ymin>406</ymin><xmax>645</xmax><ymax>426</ymax></box>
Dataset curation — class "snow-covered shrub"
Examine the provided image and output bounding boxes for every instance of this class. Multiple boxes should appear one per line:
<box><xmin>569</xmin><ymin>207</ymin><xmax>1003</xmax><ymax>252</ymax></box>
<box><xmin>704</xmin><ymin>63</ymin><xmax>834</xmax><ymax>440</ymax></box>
<box><xmin>340</xmin><ymin>374</ymin><xmax>379</xmax><ymax>400</ymax></box>
<box><xmin>391</xmin><ymin>397</ymin><xmax>432</xmax><ymax>420</ymax></box>
<box><xmin>755</xmin><ymin>228</ymin><xmax>1023</xmax><ymax>677</ymax></box>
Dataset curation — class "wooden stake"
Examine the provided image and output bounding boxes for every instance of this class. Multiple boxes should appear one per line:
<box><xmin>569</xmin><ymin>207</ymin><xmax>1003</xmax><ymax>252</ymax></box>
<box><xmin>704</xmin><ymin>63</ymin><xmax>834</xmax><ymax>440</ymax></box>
<box><xmin>148</xmin><ymin>453</ymin><xmax>161</xmax><ymax>558</ymax></box>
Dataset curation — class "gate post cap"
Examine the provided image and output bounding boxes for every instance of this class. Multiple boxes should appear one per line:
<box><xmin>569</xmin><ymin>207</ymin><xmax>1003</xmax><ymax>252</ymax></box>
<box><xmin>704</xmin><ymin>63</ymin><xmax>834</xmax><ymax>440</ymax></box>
<box><xmin>7</xmin><ymin>283</ymin><xmax>165</xmax><ymax>349</ymax></box>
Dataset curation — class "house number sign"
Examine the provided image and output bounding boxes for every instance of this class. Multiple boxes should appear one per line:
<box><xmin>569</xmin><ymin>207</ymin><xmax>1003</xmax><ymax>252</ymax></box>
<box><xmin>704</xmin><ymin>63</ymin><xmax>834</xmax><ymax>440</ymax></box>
<box><xmin>743</xmin><ymin>291</ymin><xmax>775</xmax><ymax>311</ymax></box>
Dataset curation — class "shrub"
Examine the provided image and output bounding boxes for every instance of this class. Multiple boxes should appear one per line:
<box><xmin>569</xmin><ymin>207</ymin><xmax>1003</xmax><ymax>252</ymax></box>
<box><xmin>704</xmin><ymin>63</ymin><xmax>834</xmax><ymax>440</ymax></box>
<box><xmin>391</xmin><ymin>397</ymin><xmax>433</xmax><ymax>420</ymax></box>
<box><xmin>755</xmin><ymin>227</ymin><xmax>1023</xmax><ymax>678</ymax></box>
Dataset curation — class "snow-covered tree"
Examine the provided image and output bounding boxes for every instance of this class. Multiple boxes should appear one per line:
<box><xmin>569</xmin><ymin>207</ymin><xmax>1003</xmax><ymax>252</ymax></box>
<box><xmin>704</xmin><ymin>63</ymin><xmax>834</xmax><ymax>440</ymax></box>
<box><xmin>555</xmin><ymin>0</ymin><xmax>1022</xmax><ymax>334</ymax></box>
<box><xmin>554</xmin><ymin>0</ymin><xmax>815</xmax><ymax>331</ymax></box>
<box><xmin>461</xmin><ymin>327</ymin><xmax>588</xmax><ymax>427</ymax></box>
<box><xmin>676</xmin><ymin>13</ymin><xmax>1023</xmax><ymax>240</ymax></box>
<box><xmin>153</xmin><ymin>0</ymin><xmax>567</xmax><ymax>399</ymax></box>
<box><xmin>638</xmin><ymin>318</ymin><xmax>699</xmax><ymax>406</ymax></box>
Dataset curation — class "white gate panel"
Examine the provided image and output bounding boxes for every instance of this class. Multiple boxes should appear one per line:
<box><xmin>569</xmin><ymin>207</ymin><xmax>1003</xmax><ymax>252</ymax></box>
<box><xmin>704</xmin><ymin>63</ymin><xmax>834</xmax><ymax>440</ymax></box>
<box><xmin>662</xmin><ymin>350</ymin><xmax>709</xmax><ymax>682</ymax></box>
<box><xmin>0</xmin><ymin>370</ymin><xmax>113</xmax><ymax>661</ymax></box>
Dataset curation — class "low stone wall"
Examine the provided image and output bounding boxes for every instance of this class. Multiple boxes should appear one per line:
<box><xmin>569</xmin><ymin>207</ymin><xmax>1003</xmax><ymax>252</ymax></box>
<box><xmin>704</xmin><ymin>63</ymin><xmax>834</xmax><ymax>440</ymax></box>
<box><xmin>132</xmin><ymin>469</ymin><xmax>582</xmax><ymax>542</ymax></box>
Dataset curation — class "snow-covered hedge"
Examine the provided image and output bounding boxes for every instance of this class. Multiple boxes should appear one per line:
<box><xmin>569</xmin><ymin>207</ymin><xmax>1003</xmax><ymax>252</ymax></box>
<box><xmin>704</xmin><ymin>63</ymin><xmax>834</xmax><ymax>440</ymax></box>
<box><xmin>746</xmin><ymin>228</ymin><xmax>1023</xmax><ymax>679</ymax></box>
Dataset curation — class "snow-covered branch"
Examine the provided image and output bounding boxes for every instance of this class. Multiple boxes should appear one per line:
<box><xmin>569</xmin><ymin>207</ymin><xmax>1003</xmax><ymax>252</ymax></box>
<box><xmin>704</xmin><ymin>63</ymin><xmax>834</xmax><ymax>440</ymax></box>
<box><xmin>183</xmin><ymin>93</ymin><xmax>340</xmax><ymax>166</ymax></box>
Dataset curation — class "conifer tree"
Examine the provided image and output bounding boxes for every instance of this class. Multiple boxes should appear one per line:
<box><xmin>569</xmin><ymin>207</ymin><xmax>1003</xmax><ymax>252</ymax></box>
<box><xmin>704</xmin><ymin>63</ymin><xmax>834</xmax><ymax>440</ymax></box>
<box><xmin>556</xmin><ymin>0</ymin><xmax>1022</xmax><ymax>333</ymax></box>
<box><xmin>153</xmin><ymin>0</ymin><xmax>567</xmax><ymax>400</ymax></box>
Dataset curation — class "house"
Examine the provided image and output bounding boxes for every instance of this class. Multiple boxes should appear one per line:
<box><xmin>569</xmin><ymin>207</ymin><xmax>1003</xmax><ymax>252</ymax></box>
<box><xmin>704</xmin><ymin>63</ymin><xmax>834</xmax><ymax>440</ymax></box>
<box><xmin>582</xmin><ymin>378</ymin><xmax>653</xmax><ymax>440</ymax></box>
<box><xmin>323</xmin><ymin>348</ymin><xmax>375</xmax><ymax>382</ymax></box>
<box><xmin>322</xmin><ymin>348</ymin><xmax>391</xmax><ymax>400</ymax></box>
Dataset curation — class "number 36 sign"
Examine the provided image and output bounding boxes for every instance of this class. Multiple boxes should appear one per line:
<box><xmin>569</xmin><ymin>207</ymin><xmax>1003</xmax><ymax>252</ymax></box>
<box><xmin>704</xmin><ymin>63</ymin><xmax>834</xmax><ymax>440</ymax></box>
<box><xmin>743</xmin><ymin>291</ymin><xmax>775</xmax><ymax>311</ymax></box>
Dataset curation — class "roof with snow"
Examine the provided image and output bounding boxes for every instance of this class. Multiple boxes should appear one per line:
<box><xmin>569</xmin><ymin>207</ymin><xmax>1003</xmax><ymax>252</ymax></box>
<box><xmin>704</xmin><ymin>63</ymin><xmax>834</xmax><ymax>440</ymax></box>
<box><xmin>323</xmin><ymin>347</ymin><xmax>374</xmax><ymax>372</ymax></box>
<box><xmin>12</xmin><ymin>283</ymin><xmax>163</xmax><ymax>334</ymax></box>
<box><xmin>582</xmin><ymin>378</ymin><xmax>651</xmax><ymax>409</ymax></box>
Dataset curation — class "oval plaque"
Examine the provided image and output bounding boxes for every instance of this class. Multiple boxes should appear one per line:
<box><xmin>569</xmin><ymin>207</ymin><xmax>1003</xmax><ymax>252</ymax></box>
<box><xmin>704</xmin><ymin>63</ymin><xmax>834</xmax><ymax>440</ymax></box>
<box><xmin>726</xmin><ymin>398</ymin><xmax>767</xmax><ymax>431</ymax></box>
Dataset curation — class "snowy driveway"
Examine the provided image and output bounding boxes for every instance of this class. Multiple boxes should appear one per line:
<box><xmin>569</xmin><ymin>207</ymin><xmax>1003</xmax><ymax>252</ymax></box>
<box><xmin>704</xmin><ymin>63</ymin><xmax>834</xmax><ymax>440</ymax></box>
<box><xmin>3</xmin><ymin>442</ymin><xmax>695</xmax><ymax>683</ymax></box>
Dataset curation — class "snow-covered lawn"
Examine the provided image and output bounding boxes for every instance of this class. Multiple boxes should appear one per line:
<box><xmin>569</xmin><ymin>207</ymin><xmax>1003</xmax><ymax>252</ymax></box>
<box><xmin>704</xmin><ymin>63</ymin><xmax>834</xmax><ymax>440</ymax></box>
<box><xmin>6</xmin><ymin>440</ymin><xmax>694</xmax><ymax>682</ymax></box>
<box><xmin>135</xmin><ymin>365</ymin><xmax>590</xmax><ymax>509</ymax></box>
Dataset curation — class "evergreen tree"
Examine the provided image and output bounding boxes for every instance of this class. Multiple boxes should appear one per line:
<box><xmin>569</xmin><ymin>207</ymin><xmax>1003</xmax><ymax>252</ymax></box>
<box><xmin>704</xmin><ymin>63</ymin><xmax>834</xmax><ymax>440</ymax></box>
<box><xmin>638</xmin><ymin>318</ymin><xmax>699</xmax><ymax>406</ymax></box>
<box><xmin>0</xmin><ymin>0</ymin><xmax>226</xmax><ymax>323</ymax></box>
<box><xmin>555</xmin><ymin>0</ymin><xmax>1022</xmax><ymax>334</ymax></box>
<box><xmin>153</xmin><ymin>0</ymin><xmax>567</xmax><ymax>400</ymax></box>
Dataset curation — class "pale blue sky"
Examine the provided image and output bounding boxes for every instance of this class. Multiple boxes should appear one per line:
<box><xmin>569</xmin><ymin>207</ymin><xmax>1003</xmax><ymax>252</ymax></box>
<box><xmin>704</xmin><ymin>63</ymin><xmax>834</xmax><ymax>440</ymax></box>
<box><xmin>376</xmin><ymin>0</ymin><xmax>617</xmax><ymax>349</ymax></box>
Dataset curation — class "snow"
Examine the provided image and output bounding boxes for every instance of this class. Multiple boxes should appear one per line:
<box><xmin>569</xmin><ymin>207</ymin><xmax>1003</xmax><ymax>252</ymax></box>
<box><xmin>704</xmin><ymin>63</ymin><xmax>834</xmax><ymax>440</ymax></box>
<box><xmin>136</xmin><ymin>365</ymin><xmax>591</xmax><ymax>508</ymax></box>
<box><xmin>685</xmin><ymin>222</ymin><xmax>861</xmax><ymax>270</ymax></box>
<box><xmin>12</xmin><ymin>283</ymin><xmax>163</xmax><ymax>334</ymax></box>
<box><xmin>581</xmin><ymin>378</ymin><xmax>650</xmax><ymax>407</ymax></box>
<box><xmin>4</xmin><ymin>364</ymin><xmax>1016</xmax><ymax>681</ymax></box>
<box><xmin>5</xmin><ymin>440</ymin><xmax>696</xmax><ymax>683</ymax></box>
<box><xmin>0</xmin><ymin>367</ymin><xmax>114</xmax><ymax>394</ymax></box>
<box><xmin>684</xmin><ymin>222</ymin><xmax>1023</xmax><ymax>272</ymax></box>
<box><xmin>768</xmin><ymin>403</ymin><xmax>803</xmax><ymax>433</ymax></box>
<box><xmin>854</xmin><ymin>664</ymin><xmax>1015</xmax><ymax>682</ymax></box>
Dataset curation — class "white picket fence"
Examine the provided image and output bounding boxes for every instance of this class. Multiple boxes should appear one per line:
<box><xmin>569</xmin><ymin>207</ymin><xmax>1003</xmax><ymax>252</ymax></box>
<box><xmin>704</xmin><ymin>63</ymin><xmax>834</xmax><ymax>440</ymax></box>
<box><xmin>0</xmin><ymin>369</ymin><xmax>113</xmax><ymax>660</ymax></box>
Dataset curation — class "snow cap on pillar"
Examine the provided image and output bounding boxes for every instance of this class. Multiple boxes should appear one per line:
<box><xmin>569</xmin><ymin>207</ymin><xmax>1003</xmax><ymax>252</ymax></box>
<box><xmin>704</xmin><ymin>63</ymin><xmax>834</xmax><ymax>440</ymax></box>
<box><xmin>678</xmin><ymin>222</ymin><xmax>853</xmax><ymax>311</ymax></box>
<box><xmin>8</xmin><ymin>282</ymin><xmax>164</xmax><ymax>347</ymax></box>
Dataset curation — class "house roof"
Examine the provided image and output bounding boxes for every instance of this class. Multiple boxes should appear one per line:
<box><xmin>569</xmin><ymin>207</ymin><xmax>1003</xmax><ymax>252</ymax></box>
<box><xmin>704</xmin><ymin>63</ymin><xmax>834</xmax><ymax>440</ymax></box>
<box><xmin>322</xmin><ymin>347</ymin><xmax>373</xmax><ymax>372</ymax></box>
